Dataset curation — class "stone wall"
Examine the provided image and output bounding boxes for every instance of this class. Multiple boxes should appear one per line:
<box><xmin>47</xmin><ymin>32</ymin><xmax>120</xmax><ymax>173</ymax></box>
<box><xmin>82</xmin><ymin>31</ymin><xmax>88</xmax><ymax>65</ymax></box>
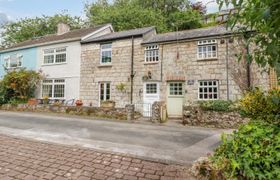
<box><xmin>80</xmin><ymin>35</ymin><xmax>270</xmax><ymax>113</ymax></box>
<box><xmin>151</xmin><ymin>101</ymin><xmax>167</xmax><ymax>123</ymax></box>
<box><xmin>183</xmin><ymin>105</ymin><xmax>249</xmax><ymax>129</ymax></box>
<box><xmin>0</xmin><ymin>104</ymin><xmax>128</xmax><ymax>120</ymax></box>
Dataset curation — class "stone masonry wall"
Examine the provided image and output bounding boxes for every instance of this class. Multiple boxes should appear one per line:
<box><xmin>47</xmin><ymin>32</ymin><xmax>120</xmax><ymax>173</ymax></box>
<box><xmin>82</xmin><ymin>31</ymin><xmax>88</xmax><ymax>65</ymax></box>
<box><xmin>183</xmin><ymin>105</ymin><xmax>249</xmax><ymax>129</ymax></box>
<box><xmin>0</xmin><ymin>104</ymin><xmax>128</xmax><ymax>120</ymax></box>
<box><xmin>80</xmin><ymin>36</ymin><xmax>270</xmax><ymax>109</ymax></box>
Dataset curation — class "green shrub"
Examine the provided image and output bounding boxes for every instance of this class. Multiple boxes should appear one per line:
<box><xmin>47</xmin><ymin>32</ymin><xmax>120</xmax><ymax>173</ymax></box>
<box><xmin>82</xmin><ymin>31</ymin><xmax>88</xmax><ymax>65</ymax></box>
<box><xmin>211</xmin><ymin>121</ymin><xmax>280</xmax><ymax>179</ymax></box>
<box><xmin>8</xmin><ymin>97</ymin><xmax>28</xmax><ymax>105</ymax></box>
<box><xmin>239</xmin><ymin>88</ymin><xmax>280</xmax><ymax>124</ymax></box>
<box><xmin>0</xmin><ymin>69</ymin><xmax>42</xmax><ymax>105</ymax></box>
<box><xmin>199</xmin><ymin>100</ymin><xmax>236</xmax><ymax>112</ymax></box>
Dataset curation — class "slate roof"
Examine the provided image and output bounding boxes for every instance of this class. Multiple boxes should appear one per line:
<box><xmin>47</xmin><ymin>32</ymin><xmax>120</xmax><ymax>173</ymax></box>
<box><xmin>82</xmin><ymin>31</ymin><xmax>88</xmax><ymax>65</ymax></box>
<box><xmin>0</xmin><ymin>24</ymin><xmax>109</xmax><ymax>52</ymax></box>
<box><xmin>82</xmin><ymin>26</ymin><xmax>155</xmax><ymax>43</ymax></box>
<box><xmin>143</xmin><ymin>25</ymin><xmax>233</xmax><ymax>44</ymax></box>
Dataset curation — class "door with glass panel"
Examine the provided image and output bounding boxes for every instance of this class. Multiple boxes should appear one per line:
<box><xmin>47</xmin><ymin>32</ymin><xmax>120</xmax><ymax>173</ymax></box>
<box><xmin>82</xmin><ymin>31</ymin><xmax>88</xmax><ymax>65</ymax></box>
<box><xmin>167</xmin><ymin>82</ymin><xmax>184</xmax><ymax>118</ymax></box>
<box><xmin>99</xmin><ymin>82</ymin><xmax>111</xmax><ymax>106</ymax></box>
<box><xmin>143</xmin><ymin>83</ymin><xmax>160</xmax><ymax>117</ymax></box>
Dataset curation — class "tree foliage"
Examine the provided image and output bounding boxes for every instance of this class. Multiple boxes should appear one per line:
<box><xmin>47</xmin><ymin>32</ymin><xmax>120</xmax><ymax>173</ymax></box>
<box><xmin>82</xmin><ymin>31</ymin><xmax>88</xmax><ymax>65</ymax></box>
<box><xmin>85</xmin><ymin>0</ymin><xmax>204</xmax><ymax>32</ymax></box>
<box><xmin>0</xmin><ymin>69</ymin><xmax>42</xmax><ymax>101</ymax></box>
<box><xmin>1</xmin><ymin>13</ymin><xmax>84</xmax><ymax>47</ymax></box>
<box><xmin>218</xmin><ymin>0</ymin><xmax>280</xmax><ymax>70</ymax></box>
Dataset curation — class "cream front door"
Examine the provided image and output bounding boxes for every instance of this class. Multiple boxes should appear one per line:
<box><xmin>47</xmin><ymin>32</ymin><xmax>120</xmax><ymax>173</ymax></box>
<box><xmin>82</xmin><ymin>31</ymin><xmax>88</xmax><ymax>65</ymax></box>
<box><xmin>167</xmin><ymin>82</ymin><xmax>184</xmax><ymax>118</ymax></box>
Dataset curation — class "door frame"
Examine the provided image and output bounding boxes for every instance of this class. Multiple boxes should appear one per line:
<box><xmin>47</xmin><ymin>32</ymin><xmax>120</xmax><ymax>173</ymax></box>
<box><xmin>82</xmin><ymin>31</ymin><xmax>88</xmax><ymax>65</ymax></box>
<box><xmin>167</xmin><ymin>81</ymin><xmax>185</xmax><ymax>118</ymax></box>
<box><xmin>143</xmin><ymin>82</ymin><xmax>160</xmax><ymax>117</ymax></box>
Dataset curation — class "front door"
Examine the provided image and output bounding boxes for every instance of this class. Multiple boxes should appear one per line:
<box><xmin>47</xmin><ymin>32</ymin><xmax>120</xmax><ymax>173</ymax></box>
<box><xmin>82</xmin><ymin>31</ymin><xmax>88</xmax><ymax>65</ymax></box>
<box><xmin>167</xmin><ymin>82</ymin><xmax>184</xmax><ymax>118</ymax></box>
<box><xmin>143</xmin><ymin>82</ymin><xmax>160</xmax><ymax>117</ymax></box>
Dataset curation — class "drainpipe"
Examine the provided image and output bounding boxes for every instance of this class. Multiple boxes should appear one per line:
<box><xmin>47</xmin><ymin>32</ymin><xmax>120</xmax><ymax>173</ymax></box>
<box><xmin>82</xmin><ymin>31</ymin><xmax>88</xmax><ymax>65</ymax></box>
<box><xmin>160</xmin><ymin>44</ymin><xmax>163</xmax><ymax>82</ymax></box>
<box><xmin>130</xmin><ymin>36</ymin><xmax>135</xmax><ymax>104</ymax></box>
<box><xmin>226</xmin><ymin>38</ymin><xmax>230</xmax><ymax>100</ymax></box>
<box><xmin>246</xmin><ymin>43</ymin><xmax>251</xmax><ymax>89</ymax></box>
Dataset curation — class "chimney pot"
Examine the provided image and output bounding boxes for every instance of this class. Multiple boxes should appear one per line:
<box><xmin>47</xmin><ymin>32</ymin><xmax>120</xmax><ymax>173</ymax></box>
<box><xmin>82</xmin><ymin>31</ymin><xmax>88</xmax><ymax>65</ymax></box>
<box><xmin>57</xmin><ymin>23</ymin><xmax>70</xmax><ymax>35</ymax></box>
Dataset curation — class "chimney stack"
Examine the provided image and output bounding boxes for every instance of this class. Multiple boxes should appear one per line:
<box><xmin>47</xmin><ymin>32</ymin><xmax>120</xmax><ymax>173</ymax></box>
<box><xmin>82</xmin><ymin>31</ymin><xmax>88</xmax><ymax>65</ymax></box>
<box><xmin>57</xmin><ymin>23</ymin><xmax>70</xmax><ymax>35</ymax></box>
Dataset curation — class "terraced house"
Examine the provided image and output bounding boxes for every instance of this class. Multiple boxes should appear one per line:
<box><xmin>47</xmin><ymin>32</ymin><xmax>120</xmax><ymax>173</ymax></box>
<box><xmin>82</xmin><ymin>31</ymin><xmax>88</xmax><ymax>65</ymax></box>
<box><xmin>79</xmin><ymin>25</ymin><xmax>273</xmax><ymax>118</ymax></box>
<box><xmin>0</xmin><ymin>23</ymin><xmax>113</xmax><ymax>101</ymax></box>
<box><xmin>1</xmin><ymin>24</ymin><xmax>277</xmax><ymax>118</ymax></box>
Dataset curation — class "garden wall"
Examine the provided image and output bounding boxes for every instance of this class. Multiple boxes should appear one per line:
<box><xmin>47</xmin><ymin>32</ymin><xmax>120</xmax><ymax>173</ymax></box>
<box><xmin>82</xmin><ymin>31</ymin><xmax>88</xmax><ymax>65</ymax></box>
<box><xmin>183</xmin><ymin>105</ymin><xmax>249</xmax><ymax>129</ymax></box>
<box><xmin>0</xmin><ymin>104</ymin><xmax>128</xmax><ymax>120</ymax></box>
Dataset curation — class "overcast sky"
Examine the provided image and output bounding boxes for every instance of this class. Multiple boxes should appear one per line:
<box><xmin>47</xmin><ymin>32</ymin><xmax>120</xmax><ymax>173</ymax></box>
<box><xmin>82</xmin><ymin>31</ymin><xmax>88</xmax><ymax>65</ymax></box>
<box><xmin>0</xmin><ymin>0</ymin><xmax>223</xmax><ymax>27</ymax></box>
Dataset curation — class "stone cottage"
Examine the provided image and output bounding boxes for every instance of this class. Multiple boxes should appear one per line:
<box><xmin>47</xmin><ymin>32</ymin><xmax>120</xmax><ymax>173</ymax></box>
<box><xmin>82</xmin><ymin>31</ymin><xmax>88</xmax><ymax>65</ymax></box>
<box><xmin>80</xmin><ymin>25</ymin><xmax>271</xmax><ymax>118</ymax></box>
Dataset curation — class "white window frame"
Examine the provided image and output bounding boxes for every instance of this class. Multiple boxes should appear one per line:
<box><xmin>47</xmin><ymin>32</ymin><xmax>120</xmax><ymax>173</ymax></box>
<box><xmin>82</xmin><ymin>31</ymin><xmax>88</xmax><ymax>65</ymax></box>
<box><xmin>198</xmin><ymin>80</ymin><xmax>219</xmax><ymax>100</ymax></box>
<box><xmin>100</xmin><ymin>43</ymin><xmax>112</xmax><ymax>65</ymax></box>
<box><xmin>43</xmin><ymin>47</ymin><xmax>67</xmax><ymax>65</ymax></box>
<box><xmin>144</xmin><ymin>45</ymin><xmax>159</xmax><ymax>63</ymax></box>
<box><xmin>145</xmin><ymin>83</ymin><xmax>159</xmax><ymax>94</ymax></box>
<box><xmin>197</xmin><ymin>39</ymin><xmax>217</xmax><ymax>60</ymax></box>
<box><xmin>4</xmin><ymin>54</ymin><xmax>23</xmax><ymax>69</ymax></box>
<box><xmin>41</xmin><ymin>79</ymin><xmax>66</xmax><ymax>99</ymax></box>
<box><xmin>168</xmin><ymin>82</ymin><xmax>184</xmax><ymax>96</ymax></box>
<box><xmin>99</xmin><ymin>82</ymin><xmax>111</xmax><ymax>105</ymax></box>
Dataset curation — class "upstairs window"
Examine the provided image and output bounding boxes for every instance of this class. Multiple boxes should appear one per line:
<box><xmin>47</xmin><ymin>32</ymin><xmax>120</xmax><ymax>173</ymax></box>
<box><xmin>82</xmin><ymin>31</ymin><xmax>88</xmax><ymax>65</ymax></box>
<box><xmin>197</xmin><ymin>39</ymin><xmax>217</xmax><ymax>60</ymax></box>
<box><xmin>100</xmin><ymin>43</ymin><xmax>112</xmax><ymax>65</ymax></box>
<box><xmin>4</xmin><ymin>54</ymin><xmax>23</xmax><ymax>69</ymax></box>
<box><xmin>145</xmin><ymin>45</ymin><xmax>159</xmax><ymax>63</ymax></box>
<box><xmin>43</xmin><ymin>47</ymin><xmax>66</xmax><ymax>65</ymax></box>
<box><xmin>198</xmin><ymin>80</ymin><xmax>219</xmax><ymax>100</ymax></box>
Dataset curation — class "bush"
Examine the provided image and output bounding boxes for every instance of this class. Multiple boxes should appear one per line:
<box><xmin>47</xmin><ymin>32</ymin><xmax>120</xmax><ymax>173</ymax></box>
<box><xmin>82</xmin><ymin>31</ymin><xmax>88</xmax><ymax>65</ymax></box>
<box><xmin>0</xmin><ymin>69</ymin><xmax>42</xmax><ymax>105</ymax></box>
<box><xmin>199</xmin><ymin>100</ymin><xmax>236</xmax><ymax>112</ymax></box>
<box><xmin>239</xmin><ymin>88</ymin><xmax>280</xmax><ymax>124</ymax></box>
<box><xmin>210</xmin><ymin>121</ymin><xmax>280</xmax><ymax>179</ymax></box>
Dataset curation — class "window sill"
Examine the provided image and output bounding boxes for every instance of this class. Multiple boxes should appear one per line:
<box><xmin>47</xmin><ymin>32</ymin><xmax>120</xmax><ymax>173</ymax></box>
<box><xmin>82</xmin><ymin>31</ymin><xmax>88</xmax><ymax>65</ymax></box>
<box><xmin>144</xmin><ymin>62</ymin><xmax>160</xmax><ymax>65</ymax></box>
<box><xmin>98</xmin><ymin>64</ymin><xmax>112</xmax><ymax>68</ymax></box>
<box><xmin>197</xmin><ymin>58</ymin><xmax>218</xmax><ymax>61</ymax></box>
<box><xmin>42</xmin><ymin>62</ymin><xmax>67</xmax><ymax>66</ymax></box>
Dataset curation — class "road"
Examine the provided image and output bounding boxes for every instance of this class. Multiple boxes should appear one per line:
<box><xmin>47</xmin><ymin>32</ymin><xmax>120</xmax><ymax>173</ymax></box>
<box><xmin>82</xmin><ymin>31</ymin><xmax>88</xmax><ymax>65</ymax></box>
<box><xmin>0</xmin><ymin>111</ymin><xmax>228</xmax><ymax>165</ymax></box>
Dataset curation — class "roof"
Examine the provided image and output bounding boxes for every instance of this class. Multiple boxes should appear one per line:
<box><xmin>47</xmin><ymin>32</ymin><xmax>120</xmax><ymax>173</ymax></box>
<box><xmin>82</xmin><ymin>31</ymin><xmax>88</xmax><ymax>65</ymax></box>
<box><xmin>82</xmin><ymin>26</ymin><xmax>155</xmax><ymax>43</ymax></box>
<box><xmin>143</xmin><ymin>25</ymin><xmax>233</xmax><ymax>44</ymax></box>
<box><xmin>0</xmin><ymin>24</ymin><xmax>110</xmax><ymax>52</ymax></box>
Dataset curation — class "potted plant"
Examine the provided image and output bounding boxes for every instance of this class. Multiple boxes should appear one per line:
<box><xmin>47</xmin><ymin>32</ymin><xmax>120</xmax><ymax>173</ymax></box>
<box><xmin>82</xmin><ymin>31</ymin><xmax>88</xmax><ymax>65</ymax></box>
<box><xmin>43</xmin><ymin>96</ymin><xmax>49</xmax><ymax>105</ymax></box>
<box><xmin>75</xmin><ymin>99</ymin><xmax>83</xmax><ymax>107</ymax></box>
<box><xmin>28</xmin><ymin>98</ymin><xmax>37</xmax><ymax>105</ymax></box>
<box><xmin>101</xmin><ymin>100</ymin><xmax>116</xmax><ymax>108</ymax></box>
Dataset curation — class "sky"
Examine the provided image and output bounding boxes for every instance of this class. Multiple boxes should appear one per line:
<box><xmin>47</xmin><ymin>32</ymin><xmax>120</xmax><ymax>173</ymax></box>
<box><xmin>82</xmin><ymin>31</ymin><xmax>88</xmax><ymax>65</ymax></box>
<box><xmin>0</xmin><ymin>0</ymin><xmax>223</xmax><ymax>26</ymax></box>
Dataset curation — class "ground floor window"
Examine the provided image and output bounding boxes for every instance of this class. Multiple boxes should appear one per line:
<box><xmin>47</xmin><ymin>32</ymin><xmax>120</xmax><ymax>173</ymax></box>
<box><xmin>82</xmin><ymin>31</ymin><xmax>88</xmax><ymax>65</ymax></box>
<box><xmin>198</xmin><ymin>80</ymin><xmax>219</xmax><ymax>100</ymax></box>
<box><xmin>100</xmin><ymin>82</ymin><xmax>111</xmax><ymax>101</ymax></box>
<box><xmin>42</xmin><ymin>79</ymin><xmax>65</xmax><ymax>99</ymax></box>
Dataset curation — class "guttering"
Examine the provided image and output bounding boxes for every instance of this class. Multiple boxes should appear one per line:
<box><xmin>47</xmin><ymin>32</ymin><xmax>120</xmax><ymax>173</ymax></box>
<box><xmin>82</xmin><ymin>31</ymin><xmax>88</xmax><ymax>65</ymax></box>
<box><xmin>0</xmin><ymin>37</ymin><xmax>82</xmax><ymax>53</ymax></box>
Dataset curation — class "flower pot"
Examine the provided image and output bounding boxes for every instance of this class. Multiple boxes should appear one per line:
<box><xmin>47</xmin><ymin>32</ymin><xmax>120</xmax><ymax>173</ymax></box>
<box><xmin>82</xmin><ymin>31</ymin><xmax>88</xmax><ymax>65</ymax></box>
<box><xmin>28</xmin><ymin>98</ymin><xmax>37</xmax><ymax>105</ymax></box>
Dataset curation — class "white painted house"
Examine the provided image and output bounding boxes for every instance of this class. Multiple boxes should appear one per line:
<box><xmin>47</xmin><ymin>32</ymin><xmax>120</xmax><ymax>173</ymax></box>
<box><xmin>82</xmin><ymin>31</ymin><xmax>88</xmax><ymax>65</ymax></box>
<box><xmin>0</xmin><ymin>23</ymin><xmax>113</xmax><ymax>101</ymax></box>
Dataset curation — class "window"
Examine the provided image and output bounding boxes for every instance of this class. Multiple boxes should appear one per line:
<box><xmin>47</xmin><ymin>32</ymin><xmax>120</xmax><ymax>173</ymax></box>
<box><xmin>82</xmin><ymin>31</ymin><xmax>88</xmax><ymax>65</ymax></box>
<box><xmin>197</xmin><ymin>39</ymin><xmax>217</xmax><ymax>59</ymax></box>
<box><xmin>145</xmin><ymin>45</ymin><xmax>159</xmax><ymax>63</ymax></box>
<box><xmin>42</xmin><ymin>79</ymin><xmax>65</xmax><ymax>99</ymax></box>
<box><xmin>169</xmin><ymin>82</ymin><xmax>183</xmax><ymax>96</ymax></box>
<box><xmin>4</xmin><ymin>54</ymin><xmax>23</xmax><ymax>69</ymax></box>
<box><xmin>198</xmin><ymin>80</ymin><xmax>219</xmax><ymax>100</ymax></box>
<box><xmin>146</xmin><ymin>83</ymin><xmax>158</xmax><ymax>94</ymax></box>
<box><xmin>100</xmin><ymin>82</ymin><xmax>111</xmax><ymax>101</ymax></box>
<box><xmin>43</xmin><ymin>47</ymin><xmax>66</xmax><ymax>64</ymax></box>
<box><xmin>100</xmin><ymin>43</ymin><xmax>112</xmax><ymax>64</ymax></box>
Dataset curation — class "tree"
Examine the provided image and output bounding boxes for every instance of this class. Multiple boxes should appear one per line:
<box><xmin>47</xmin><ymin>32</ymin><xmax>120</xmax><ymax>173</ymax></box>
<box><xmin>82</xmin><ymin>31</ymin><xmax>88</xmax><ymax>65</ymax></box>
<box><xmin>218</xmin><ymin>0</ymin><xmax>280</xmax><ymax>70</ymax></box>
<box><xmin>1</xmin><ymin>13</ymin><xmax>84</xmax><ymax>47</ymax></box>
<box><xmin>85</xmin><ymin>0</ymin><xmax>203</xmax><ymax>32</ymax></box>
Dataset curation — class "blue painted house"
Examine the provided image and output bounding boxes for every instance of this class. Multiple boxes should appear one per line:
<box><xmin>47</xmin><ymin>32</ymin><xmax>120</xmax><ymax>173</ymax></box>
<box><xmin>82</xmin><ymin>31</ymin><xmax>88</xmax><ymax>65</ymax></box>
<box><xmin>0</xmin><ymin>47</ymin><xmax>37</xmax><ymax>79</ymax></box>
